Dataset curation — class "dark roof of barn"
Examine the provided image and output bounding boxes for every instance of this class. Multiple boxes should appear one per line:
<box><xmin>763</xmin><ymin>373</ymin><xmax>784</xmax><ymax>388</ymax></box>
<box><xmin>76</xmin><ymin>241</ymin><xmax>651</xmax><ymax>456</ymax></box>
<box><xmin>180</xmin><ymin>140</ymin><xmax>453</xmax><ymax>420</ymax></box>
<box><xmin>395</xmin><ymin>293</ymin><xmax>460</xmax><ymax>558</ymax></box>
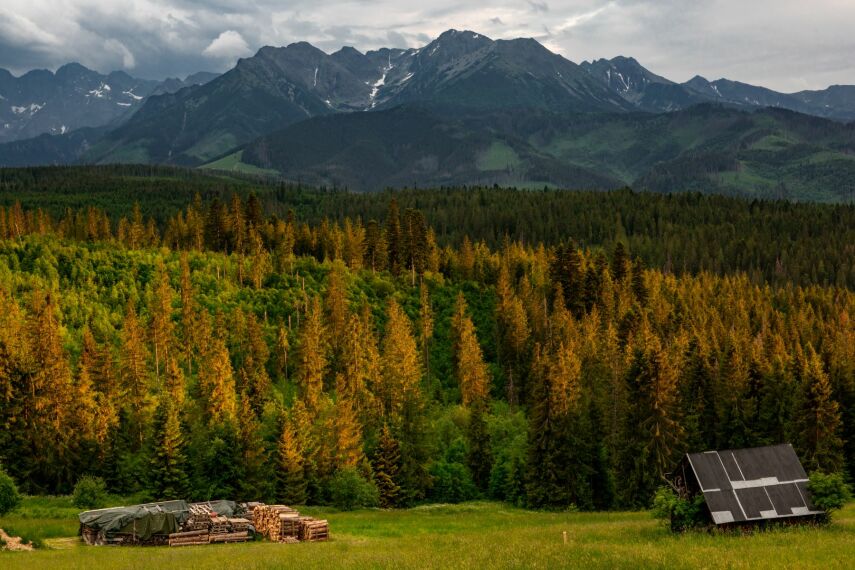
<box><xmin>683</xmin><ymin>444</ymin><xmax>823</xmax><ymax>525</ymax></box>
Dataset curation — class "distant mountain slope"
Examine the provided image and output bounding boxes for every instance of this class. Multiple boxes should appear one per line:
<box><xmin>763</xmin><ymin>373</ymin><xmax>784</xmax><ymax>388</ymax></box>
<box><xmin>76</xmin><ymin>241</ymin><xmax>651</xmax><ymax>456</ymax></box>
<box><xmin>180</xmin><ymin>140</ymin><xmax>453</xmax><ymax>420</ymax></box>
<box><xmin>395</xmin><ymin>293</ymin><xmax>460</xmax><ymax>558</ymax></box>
<box><xmin>583</xmin><ymin>57</ymin><xmax>855</xmax><ymax>121</ymax></box>
<box><xmin>791</xmin><ymin>85</ymin><xmax>855</xmax><ymax>121</ymax></box>
<box><xmin>0</xmin><ymin>64</ymin><xmax>216</xmax><ymax>144</ymax></box>
<box><xmin>83</xmin><ymin>46</ymin><xmax>342</xmax><ymax>166</ymax></box>
<box><xmin>0</xmin><ymin>127</ymin><xmax>106</xmax><ymax>167</ymax></box>
<box><xmin>236</xmin><ymin>105</ymin><xmax>621</xmax><ymax>190</ymax></box>
<box><xmin>236</xmin><ymin>104</ymin><xmax>855</xmax><ymax>202</ymax></box>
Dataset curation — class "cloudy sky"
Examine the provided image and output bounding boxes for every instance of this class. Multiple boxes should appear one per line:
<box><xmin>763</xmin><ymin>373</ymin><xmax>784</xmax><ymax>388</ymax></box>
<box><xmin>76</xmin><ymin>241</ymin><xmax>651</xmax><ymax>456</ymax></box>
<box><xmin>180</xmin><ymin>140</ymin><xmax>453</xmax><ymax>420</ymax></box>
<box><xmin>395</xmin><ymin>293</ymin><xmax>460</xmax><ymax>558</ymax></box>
<box><xmin>1</xmin><ymin>0</ymin><xmax>853</xmax><ymax>92</ymax></box>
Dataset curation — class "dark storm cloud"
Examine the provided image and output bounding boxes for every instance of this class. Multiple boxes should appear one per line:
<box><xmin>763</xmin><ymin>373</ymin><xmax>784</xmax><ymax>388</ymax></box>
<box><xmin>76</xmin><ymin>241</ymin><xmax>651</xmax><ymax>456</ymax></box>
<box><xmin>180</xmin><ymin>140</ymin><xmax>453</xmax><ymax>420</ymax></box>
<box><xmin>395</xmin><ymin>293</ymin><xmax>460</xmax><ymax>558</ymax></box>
<box><xmin>0</xmin><ymin>1</ymin><xmax>853</xmax><ymax>91</ymax></box>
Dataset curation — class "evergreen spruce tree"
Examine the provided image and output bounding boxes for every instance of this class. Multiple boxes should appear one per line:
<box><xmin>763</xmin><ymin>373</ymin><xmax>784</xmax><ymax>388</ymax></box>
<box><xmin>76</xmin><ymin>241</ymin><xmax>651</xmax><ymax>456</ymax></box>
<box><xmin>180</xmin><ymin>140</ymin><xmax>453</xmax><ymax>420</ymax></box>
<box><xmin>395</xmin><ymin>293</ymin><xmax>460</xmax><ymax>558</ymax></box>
<box><xmin>418</xmin><ymin>282</ymin><xmax>434</xmax><ymax>380</ymax></box>
<box><xmin>496</xmin><ymin>265</ymin><xmax>530</xmax><ymax>406</ymax></box>
<box><xmin>241</xmin><ymin>313</ymin><xmax>272</xmax><ymax>412</ymax></box>
<box><xmin>611</xmin><ymin>242</ymin><xmax>629</xmax><ymax>283</ymax></box>
<box><xmin>679</xmin><ymin>338</ymin><xmax>717</xmax><ymax>451</ymax></box>
<box><xmin>617</xmin><ymin>335</ymin><xmax>683</xmax><ymax>508</ymax></box>
<box><xmin>386</xmin><ymin>199</ymin><xmax>402</xmax><ymax>275</ymax></box>
<box><xmin>149</xmin><ymin>397</ymin><xmax>189</xmax><ymax>500</ymax></box>
<box><xmin>525</xmin><ymin>344</ymin><xmax>566</xmax><ymax>508</ymax></box>
<box><xmin>237</xmin><ymin>396</ymin><xmax>270</xmax><ymax>501</ymax></box>
<box><xmin>793</xmin><ymin>345</ymin><xmax>844</xmax><ymax>473</ymax></box>
<box><xmin>373</xmin><ymin>423</ymin><xmax>402</xmax><ymax>508</ymax></box>
<box><xmin>467</xmin><ymin>400</ymin><xmax>492</xmax><ymax>492</ymax></box>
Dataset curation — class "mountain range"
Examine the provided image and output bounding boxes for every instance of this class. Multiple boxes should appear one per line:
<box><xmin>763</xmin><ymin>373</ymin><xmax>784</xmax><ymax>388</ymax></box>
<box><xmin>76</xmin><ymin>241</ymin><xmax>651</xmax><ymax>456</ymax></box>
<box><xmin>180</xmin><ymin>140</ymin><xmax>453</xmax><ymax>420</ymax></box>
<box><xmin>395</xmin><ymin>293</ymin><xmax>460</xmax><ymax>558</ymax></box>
<box><xmin>1</xmin><ymin>29</ymin><xmax>854</xmax><ymax>202</ymax></box>
<box><xmin>0</xmin><ymin>64</ymin><xmax>218</xmax><ymax>145</ymax></box>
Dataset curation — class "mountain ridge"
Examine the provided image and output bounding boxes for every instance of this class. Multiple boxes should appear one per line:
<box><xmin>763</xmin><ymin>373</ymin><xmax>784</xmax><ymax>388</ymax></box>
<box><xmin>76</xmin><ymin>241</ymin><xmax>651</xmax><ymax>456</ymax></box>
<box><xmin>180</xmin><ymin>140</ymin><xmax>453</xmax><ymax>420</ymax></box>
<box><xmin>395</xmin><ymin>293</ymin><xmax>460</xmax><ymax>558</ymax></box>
<box><xmin>3</xmin><ymin>28</ymin><xmax>855</xmax><ymax>203</ymax></box>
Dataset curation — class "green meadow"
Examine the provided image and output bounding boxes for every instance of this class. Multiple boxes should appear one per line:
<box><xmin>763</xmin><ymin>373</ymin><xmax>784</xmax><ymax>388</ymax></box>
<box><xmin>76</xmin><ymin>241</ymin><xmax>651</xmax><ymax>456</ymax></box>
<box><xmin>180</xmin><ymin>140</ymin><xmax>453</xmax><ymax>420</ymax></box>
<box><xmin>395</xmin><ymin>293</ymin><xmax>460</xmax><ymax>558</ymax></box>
<box><xmin>2</xmin><ymin>498</ymin><xmax>853</xmax><ymax>569</ymax></box>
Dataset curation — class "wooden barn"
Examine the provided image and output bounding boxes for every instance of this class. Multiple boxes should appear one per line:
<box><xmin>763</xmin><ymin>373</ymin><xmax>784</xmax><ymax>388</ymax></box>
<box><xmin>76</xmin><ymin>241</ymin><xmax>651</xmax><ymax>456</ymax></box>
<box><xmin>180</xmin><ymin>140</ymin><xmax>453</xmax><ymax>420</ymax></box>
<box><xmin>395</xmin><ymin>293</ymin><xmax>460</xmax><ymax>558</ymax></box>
<box><xmin>674</xmin><ymin>443</ymin><xmax>824</xmax><ymax>527</ymax></box>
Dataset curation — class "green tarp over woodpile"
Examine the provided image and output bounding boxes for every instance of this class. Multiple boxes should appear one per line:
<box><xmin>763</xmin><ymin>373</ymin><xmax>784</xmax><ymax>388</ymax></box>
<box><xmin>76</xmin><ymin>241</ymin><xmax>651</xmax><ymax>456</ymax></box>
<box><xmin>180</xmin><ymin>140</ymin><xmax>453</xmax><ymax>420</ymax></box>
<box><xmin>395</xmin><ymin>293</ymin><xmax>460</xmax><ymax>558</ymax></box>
<box><xmin>78</xmin><ymin>500</ymin><xmax>189</xmax><ymax>540</ymax></box>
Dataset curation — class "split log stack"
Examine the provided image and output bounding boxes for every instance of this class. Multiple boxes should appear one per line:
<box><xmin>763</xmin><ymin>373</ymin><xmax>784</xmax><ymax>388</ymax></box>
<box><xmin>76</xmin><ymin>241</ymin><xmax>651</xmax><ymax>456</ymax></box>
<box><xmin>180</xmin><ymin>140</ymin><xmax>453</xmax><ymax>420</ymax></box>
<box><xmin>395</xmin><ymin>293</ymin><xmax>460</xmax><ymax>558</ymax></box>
<box><xmin>250</xmin><ymin>504</ymin><xmax>330</xmax><ymax>542</ymax></box>
<box><xmin>300</xmin><ymin>519</ymin><xmax>330</xmax><ymax>542</ymax></box>
<box><xmin>167</xmin><ymin>504</ymin><xmax>253</xmax><ymax>547</ymax></box>
<box><xmin>168</xmin><ymin>529</ymin><xmax>210</xmax><ymax>547</ymax></box>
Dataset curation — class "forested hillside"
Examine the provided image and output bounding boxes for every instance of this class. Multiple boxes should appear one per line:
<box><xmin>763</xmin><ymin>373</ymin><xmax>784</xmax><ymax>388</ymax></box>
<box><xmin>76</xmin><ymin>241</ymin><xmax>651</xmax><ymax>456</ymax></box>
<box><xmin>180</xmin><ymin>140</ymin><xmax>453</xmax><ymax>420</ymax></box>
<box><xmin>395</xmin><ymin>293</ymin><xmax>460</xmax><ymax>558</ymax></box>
<box><xmin>0</xmin><ymin>195</ymin><xmax>852</xmax><ymax>511</ymax></box>
<box><xmin>237</xmin><ymin>104</ymin><xmax>855</xmax><ymax>201</ymax></box>
<box><xmin>1</xmin><ymin>167</ymin><xmax>853</xmax><ymax>288</ymax></box>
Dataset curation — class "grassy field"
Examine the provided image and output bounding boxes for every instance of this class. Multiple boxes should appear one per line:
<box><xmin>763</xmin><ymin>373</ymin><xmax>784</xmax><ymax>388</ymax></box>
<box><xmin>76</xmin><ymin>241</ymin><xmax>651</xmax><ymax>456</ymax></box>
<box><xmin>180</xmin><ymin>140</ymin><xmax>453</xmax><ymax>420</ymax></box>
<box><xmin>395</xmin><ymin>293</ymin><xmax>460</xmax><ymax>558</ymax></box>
<box><xmin>1</xmin><ymin>499</ymin><xmax>853</xmax><ymax>569</ymax></box>
<box><xmin>201</xmin><ymin>150</ymin><xmax>281</xmax><ymax>176</ymax></box>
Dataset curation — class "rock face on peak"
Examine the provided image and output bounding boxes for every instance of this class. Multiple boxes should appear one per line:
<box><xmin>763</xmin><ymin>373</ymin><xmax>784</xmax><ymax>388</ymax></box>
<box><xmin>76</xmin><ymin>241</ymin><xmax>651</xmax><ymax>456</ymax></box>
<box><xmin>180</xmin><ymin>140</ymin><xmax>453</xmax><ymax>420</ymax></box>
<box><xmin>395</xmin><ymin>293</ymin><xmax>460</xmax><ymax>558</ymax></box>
<box><xmin>372</xmin><ymin>31</ymin><xmax>632</xmax><ymax>113</ymax></box>
<box><xmin>582</xmin><ymin>58</ymin><xmax>706</xmax><ymax>112</ymax></box>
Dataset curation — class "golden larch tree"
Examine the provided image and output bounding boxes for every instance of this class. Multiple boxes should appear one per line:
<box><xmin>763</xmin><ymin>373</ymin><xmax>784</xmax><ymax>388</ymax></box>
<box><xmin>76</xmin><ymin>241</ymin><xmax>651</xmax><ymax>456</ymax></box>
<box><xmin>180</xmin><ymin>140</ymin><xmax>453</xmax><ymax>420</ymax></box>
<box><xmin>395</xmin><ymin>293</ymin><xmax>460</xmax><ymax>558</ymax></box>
<box><xmin>298</xmin><ymin>296</ymin><xmax>327</xmax><ymax>412</ymax></box>
<box><xmin>379</xmin><ymin>299</ymin><xmax>422</xmax><ymax>418</ymax></box>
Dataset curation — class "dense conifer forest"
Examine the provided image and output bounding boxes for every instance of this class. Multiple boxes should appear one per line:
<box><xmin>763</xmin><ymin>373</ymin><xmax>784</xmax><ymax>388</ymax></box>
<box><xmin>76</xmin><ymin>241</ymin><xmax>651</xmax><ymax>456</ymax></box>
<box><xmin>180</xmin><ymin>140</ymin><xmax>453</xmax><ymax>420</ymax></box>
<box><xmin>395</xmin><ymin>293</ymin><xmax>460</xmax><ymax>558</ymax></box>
<box><xmin>1</xmin><ymin>166</ymin><xmax>853</xmax><ymax>288</ymax></box>
<box><xmin>0</xmin><ymin>180</ymin><xmax>851</xmax><ymax>510</ymax></box>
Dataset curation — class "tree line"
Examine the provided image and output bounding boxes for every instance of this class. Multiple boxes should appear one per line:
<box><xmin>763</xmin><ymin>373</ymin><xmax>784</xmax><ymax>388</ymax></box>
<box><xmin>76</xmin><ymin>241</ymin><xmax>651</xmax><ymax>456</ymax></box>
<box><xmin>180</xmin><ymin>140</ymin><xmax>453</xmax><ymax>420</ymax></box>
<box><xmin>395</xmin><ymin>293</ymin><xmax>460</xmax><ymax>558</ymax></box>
<box><xmin>0</xmin><ymin>193</ymin><xmax>852</xmax><ymax>511</ymax></box>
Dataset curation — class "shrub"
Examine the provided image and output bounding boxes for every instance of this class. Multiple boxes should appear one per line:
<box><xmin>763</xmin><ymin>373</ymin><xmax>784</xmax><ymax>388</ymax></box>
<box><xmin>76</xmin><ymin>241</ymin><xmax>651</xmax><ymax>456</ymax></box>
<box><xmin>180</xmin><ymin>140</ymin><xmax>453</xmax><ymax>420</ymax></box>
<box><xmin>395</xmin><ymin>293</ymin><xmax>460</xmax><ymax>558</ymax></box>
<box><xmin>0</xmin><ymin>466</ymin><xmax>22</xmax><ymax>516</ymax></box>
<box><xmin>72</xmin><ymin>475</ymin><xmax>109</xmax><ymax>509</ymax></box>
<box><xmin>807</xmin><ymin>472</ymin><xmax>852</xmax><ymax>517</ymax></box>
<box><xmin>327</xmin><ymin>468</ymin><xmax>380</xmax><ymax>511</ymax></box>
<box><xmin>652</xmin><ymin>486</ymin><xmax>708</xmax><ymax>532</ymax></box>
<box><xmin>429</xmin><ymin>460</ymin><xmax>479</xmax><ymax>504</ymax></box>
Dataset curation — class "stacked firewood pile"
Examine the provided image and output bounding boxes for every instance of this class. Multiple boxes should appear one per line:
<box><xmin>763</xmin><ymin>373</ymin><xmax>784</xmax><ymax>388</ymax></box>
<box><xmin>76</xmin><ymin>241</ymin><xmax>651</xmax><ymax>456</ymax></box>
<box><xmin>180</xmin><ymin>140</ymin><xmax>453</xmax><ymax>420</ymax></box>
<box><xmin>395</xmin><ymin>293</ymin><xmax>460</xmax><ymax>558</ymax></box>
<box><xmin>251</xmin><ymin>504</ymin><xmax>330</xmax><ymax>543</ymax></box>
<box><xmin>81</xmin><ymin>500</ymin><xmax>329</xmax><ymax>548</ymax></box>
<box><xmin>168</xmin><ymin>504</ymin><xmax>253</xmax><ymax>547</ymax></box>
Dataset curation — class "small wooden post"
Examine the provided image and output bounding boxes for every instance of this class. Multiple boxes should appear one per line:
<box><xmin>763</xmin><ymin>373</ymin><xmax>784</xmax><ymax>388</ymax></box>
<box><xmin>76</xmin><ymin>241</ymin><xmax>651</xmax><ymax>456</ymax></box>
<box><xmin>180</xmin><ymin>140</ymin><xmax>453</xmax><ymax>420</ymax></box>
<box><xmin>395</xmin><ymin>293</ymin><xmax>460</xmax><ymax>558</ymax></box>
<box><xmin>562</xmin><ymin>531</ymin><xmax>568</xmax><ymax>545</ymax></box>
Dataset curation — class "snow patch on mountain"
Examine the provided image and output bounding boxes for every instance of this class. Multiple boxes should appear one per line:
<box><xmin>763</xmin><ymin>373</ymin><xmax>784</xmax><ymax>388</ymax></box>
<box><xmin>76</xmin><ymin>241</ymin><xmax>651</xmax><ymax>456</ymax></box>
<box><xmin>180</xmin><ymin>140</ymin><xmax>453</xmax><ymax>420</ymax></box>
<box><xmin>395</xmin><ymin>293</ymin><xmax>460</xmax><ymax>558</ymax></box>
<box><xmin>368</xmin><ymin>56</ymin><xmax>394</xmax><ymax>109</ymax></box>
<box><xmin>123</xmin><ymin>90</ymin><xmax>143</xmax><ymax>101</ymax></box>
<box><xmin>11</xmin><ymin>103</ymin><xmax>44</xmax><ymax>115</ymax></box>
<box><xmin>369</xmin><ymin>72</ymin><xmax>387</xmax><ymax>108</ymax></box>
<box><xmin>88</xmin><ymin>83</ymin><xmax>112</xmax><ymax>98</ymax></box>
